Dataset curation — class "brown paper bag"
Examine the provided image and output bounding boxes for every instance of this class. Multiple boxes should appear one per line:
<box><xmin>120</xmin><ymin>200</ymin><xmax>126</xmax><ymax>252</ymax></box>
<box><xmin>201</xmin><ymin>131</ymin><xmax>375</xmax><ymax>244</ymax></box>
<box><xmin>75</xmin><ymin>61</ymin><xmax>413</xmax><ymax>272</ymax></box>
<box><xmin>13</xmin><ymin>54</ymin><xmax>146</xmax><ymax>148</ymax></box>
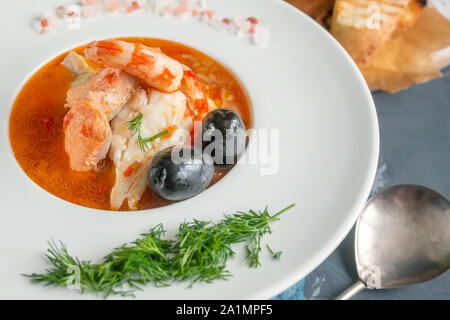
<box><xmin>360</xmin><ymin>7</ymin><xmax>450</xmax><ymax>93</ymax></box>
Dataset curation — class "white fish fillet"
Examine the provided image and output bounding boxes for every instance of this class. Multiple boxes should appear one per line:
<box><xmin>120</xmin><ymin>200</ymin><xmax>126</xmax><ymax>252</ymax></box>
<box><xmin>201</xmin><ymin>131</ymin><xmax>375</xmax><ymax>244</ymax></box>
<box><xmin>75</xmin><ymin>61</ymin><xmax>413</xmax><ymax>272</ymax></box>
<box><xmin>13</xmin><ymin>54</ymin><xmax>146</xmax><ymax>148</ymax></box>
<box><xmin>62</xmin><ymin>51</ymin><xmax>95</xmax><ymax>87</ymax></box>
<box><xmin>109</xmin><ymin>88</ymin><xmax>193</xmax><ymax>210</ymax></box>
<box><xmin>62</xmin><ymin>51</ymin><xmax>94</xmax><ymax>75</ymax></box>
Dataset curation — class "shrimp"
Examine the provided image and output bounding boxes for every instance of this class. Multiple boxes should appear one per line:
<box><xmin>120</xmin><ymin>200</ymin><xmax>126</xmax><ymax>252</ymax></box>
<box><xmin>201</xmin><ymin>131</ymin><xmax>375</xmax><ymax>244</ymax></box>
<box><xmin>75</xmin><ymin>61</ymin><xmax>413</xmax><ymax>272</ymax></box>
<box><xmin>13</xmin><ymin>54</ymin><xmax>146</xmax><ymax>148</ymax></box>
<box><xmin>181</xmin><ymin>67</ymin><xmax>216</xmax><ymax>122</ymax></box>
<box><xmin>84</xmin><ymin>40</ymin><xmax>214</xmax><ymax>118</ymax></box>
<box><xmin>63</xmin><ymin>66</ymin><xmax>137</xmax><ymax>172</ymax></box>
<box><xmin>84</xmin><ymin>40</ymin><xmax>184</xmax><ymax>93</ymax></box>
<box><xmin>67</xmin><ymin>39</ymin><xmax>213</xmax><ymax>177</ymax></box>
<box><xmin>63</xmin><ymin>102</ymin><xmax>112</xmax><ymax>172</ymax></box>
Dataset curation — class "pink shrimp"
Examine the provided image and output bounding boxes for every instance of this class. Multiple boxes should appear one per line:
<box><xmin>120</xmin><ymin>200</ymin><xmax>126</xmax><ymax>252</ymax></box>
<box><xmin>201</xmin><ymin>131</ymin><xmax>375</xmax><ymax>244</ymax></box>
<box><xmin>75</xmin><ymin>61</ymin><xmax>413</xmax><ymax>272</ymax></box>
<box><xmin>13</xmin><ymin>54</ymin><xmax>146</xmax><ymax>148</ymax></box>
<box><xmin>84</xmin><ymin>40</ymin><xmax>184</xmax><ymax>93</ymax></box>
<box><xmin>179</xmin><ymin>67</ymin><xmax>217</xmax><ymax>145</ymax></box>
<box><xmin>181</xmin><ymin>67</ymin><xmax>214</xmax><ymax>122</ymax></box>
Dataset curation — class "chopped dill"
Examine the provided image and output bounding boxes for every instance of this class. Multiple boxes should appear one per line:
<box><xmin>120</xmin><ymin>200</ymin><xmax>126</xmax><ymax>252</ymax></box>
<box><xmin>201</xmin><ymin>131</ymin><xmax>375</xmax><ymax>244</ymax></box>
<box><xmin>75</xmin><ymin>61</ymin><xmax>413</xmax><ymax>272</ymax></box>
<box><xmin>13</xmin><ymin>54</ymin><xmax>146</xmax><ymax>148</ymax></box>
<box><xmin>25</xmin><ymin>204</ymin><xmax>295</xmax><ymax>297</ymax></box>
<box><xmin>126</xmin><ymin>113</ymin><xmax>169</xmax><ymax>152</ymax></box>
<box><xmin>266</xmin><ymin>244</ymin><xmax>282</xmax><ymax>261</ymax></box>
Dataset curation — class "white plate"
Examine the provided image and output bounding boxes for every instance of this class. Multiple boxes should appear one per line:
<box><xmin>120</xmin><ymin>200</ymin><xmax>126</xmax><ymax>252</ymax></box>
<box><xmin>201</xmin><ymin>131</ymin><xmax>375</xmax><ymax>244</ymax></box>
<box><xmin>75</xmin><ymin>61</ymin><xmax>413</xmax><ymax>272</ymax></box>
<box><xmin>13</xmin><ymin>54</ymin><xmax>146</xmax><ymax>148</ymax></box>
<box><xmin>0</xmin><ymin>0</ymin><xmax>378</xmax><ymax>299</ymax></box>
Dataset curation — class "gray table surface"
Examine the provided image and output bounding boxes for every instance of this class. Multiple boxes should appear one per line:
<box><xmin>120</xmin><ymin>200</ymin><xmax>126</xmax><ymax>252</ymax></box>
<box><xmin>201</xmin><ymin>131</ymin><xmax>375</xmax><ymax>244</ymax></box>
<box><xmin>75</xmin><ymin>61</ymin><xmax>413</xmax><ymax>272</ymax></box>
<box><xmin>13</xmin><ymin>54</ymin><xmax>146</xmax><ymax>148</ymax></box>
<box><xmin>275</xmin><ymin>67</ymin><xmax>450</xmax><ymax>300</ymax></box>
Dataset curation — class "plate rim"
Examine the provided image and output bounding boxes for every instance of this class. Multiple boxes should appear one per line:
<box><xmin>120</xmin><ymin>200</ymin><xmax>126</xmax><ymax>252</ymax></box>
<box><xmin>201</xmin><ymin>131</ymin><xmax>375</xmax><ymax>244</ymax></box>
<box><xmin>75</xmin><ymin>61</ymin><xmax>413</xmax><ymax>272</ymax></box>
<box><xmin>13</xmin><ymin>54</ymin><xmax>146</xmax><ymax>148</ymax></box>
<box><xmin>252</xmin><ymin>0</ymin><xmax>380</xmax><ymax>299</ymax></box>
<box><xmin>0</xmin><ymin>0</ymin><xmax>379</xmax><ymax>299</ymax></box>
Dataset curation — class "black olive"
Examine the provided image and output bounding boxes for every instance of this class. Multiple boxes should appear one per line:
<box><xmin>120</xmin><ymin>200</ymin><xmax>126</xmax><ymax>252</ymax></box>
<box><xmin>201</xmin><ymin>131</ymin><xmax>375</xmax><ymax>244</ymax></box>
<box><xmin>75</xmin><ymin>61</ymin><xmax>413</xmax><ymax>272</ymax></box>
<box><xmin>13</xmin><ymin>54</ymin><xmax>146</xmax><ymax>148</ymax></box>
<box><xmin>201</xmin><ymin>108</ymin><xmax>246</xmax><ymax>165</ymax></box>
<box><xmin>148</xmin><ymin>146</ymin><xmax>214</xmax><ymax>201</ymax></box>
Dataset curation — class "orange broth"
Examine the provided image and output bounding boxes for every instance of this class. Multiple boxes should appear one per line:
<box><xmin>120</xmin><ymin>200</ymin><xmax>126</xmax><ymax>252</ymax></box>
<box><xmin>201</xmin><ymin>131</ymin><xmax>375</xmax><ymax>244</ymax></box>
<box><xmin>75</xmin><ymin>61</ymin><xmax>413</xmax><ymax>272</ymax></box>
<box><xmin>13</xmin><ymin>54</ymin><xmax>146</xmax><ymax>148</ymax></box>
<box><xmin>9</xmin><ymin>37</ymin><xmax>251</xmax><ymax>211</ymax></box>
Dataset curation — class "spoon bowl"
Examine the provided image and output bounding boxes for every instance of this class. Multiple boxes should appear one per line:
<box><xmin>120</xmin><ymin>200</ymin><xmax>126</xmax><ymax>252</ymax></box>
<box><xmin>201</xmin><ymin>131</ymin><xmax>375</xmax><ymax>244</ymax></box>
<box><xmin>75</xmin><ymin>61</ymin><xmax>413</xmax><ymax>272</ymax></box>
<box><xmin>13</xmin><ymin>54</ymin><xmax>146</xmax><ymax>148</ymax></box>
<box><xmin>337</xmin><ymin>185</ymin><xmax>450</xmax><ymax>299</ymax></box>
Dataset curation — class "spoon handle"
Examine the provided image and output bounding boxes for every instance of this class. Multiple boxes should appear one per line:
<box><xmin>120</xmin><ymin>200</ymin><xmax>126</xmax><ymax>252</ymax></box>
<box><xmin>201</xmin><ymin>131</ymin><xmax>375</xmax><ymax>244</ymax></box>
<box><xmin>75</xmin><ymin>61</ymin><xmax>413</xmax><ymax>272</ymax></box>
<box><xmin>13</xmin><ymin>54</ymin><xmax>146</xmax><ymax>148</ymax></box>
<box><xmin>335</xmin><ymin>280</ymin><xmax>366</xmax><ymax>300</ymax></box>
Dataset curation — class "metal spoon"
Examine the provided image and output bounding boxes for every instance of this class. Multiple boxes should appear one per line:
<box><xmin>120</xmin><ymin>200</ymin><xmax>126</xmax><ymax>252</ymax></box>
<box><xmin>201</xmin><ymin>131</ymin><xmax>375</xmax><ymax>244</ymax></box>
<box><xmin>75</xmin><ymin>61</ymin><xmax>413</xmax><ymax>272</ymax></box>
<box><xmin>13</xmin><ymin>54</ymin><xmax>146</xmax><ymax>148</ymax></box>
<box><xmin>336</xmin><ymin>184</ymin><xmax>450</xmax><ymax>300</ymax></box>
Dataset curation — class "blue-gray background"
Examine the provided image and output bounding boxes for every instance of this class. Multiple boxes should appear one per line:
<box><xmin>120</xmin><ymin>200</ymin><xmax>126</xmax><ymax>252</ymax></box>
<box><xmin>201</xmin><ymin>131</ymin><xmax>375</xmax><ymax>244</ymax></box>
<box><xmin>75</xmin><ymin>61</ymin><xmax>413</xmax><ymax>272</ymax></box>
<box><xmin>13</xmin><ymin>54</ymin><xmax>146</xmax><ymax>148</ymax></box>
<box><xmin>275</xmin><ymin>67</ymin><xmax>450</xmax><ymax>300</ymax></box>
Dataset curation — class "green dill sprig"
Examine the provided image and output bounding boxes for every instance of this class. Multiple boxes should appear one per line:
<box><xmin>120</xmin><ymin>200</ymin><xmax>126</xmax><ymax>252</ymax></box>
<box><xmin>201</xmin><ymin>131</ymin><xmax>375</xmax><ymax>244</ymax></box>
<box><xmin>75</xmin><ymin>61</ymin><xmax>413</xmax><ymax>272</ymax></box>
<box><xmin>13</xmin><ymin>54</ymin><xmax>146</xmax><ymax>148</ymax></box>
<box><xmin>126</xmin><ymin>113</ymin><xmax>143</xmax><ymax>136</ymax></box>
<box><xmin>97</xmin><ymin>224</ymin><xmax>173</xmax><ymax>294</ymax></box>
<box><xmin>138</xmin><ymin>130</ymin><xmax>169</xmax><ymax>151</ymax></box>
<box><xmin>25</xmin><ymin>204</ymin><xmax>295</xmax><ymax>297</ymax></box>
<box><xmin>266</xmin><ymin>245</ymin><xmax>282</xmax><ymax>260</ymax></box>
<box><xmin>25</xmin><ymin>224</ymin><xmax>173</xmax><ymax>297</ymax></box>
<box><xmin>221</xmin><ymin>206</ymin><xmax>289</xmax><ymax>268</ymax></box>
<box><xmin>126</xmin><ymin>113</ymin><xmax>169</xmax><ymax>152</ymax></box>
<box><xmin>24</xmin><ymin>240</ymin><xmax>106</xmax><ymax>295</ymax></box>
<box><xmin>170</xmin><ymin>220</ymin><xmax>235</xmax><ymax>284</ymax></box>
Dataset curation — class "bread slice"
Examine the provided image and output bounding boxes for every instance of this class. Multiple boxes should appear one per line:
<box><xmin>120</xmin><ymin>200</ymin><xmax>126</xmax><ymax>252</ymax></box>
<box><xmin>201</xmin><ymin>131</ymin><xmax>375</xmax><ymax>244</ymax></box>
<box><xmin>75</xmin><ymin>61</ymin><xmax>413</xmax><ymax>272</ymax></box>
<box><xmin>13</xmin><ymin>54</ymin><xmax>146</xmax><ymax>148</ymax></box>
<box><xmin>394</xmin><ymin>0</ymin><xmax>427</xmax><ymax>36</ymax></box>
<box><xmin>330</xmin><ymin>0</ymin><xmax>419</xmax><ymax>64</ymax></box>
<box><xmin>359</xmin><ymin>6</ymin><xmax>450</xmax><ymax>93</ymax></box>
